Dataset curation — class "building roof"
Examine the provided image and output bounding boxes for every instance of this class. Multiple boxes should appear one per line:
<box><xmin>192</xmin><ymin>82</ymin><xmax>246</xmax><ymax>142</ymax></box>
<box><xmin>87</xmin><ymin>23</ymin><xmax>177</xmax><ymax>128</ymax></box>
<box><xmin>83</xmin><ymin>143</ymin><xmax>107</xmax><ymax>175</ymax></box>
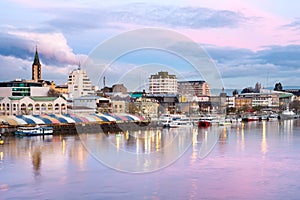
<box><xmin>30</xmin><ymin>96</ymin><xmax>58</xmax><ymax>101</ymax></box>
<box><xmin>178</xmin><ymin>80</ymin><xmax>206</xmax><ymax>84</ymax></box>
<box><xmin>150</xmin><ymin>71</ymin><xmax>176</xmax><ymax>79</ymax></box>
<box><xmin>8</xmin><ymin>97</ymin><xmax>24</xmax><ymax>100</ymax></box>
<box><xmin>73</xmin><ymin>95</ymin><xmax>102</xmax><ymax>100</ymax></box>
<box><xmin>56</xmin><ymin>85</ymin><xmax>68</xmax><ymax>89</ymax></box>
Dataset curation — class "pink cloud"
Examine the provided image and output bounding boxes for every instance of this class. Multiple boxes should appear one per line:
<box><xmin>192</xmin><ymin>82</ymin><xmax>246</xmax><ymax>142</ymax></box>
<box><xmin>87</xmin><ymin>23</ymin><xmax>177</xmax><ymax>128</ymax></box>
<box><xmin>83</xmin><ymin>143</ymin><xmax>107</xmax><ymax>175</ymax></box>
<box><xmin>182</xmin><ymin>0</ymin><xmax>300</xmax><ymax>50</ymax></box>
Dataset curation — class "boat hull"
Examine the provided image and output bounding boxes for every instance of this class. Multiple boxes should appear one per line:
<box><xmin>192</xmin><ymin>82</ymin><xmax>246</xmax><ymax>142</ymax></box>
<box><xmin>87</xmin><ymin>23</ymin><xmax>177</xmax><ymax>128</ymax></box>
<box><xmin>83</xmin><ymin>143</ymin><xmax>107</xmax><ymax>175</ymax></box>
<box><xmin>198</xmin><ymin>120</ymin><xmax>211</xmax><ymax>128</ymax></box>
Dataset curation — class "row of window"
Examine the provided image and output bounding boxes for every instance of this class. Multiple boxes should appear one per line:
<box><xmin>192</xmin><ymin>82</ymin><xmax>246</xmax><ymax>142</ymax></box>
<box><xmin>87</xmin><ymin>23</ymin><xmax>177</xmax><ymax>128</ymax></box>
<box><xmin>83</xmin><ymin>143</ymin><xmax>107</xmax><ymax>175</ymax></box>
<box><xmin>0</xmin><ymin>103</ymin><xmax>66</xmax><ymax>111</ymax></box>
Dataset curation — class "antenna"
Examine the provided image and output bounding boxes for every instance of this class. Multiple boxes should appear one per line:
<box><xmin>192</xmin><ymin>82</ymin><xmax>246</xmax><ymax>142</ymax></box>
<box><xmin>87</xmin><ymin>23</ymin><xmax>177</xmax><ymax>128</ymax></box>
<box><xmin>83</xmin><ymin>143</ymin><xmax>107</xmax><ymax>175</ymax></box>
<box><xmin>78</xmin><ymin>61</ymin><xmax>81</xmax><ymax>70</ymax></box>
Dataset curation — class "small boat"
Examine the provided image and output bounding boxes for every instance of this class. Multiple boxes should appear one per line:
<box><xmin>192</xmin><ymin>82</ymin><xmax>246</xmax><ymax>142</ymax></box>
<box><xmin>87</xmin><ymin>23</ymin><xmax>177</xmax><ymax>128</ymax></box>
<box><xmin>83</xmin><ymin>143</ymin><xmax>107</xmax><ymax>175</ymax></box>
<box><xmin>198</xmin><ymin>120</ymin><xmax>211</xmax><ymax>128</ymax></box>
<box><xmin>268</xmin><ymin>113</ymin><xmax>279</xmax><ymax>121</ymax></box>
<box><xmin>242</xmin><ymin>115</ymin><xmax>259</xmax><ymax>122</ymax></box>
<box><xmin>157</xmin><ymin>118</ymin><xmax>172</xmax><ymax>128</ymax></box>
<box><xmin>15</xmin><ymin>125</ymin><xmax>53</xmax><ymax>136</ymax></box>
<box><xmin>280</xmin><ymin>109</ymin><xmax>296</xmax><ymax>120</ymax></box>
<box><xmin>169</xmin><ymin>119</ymin><xmax>193</xmax><ymax>128</ymax></box>
<box><xmin>219</xmin><ymin>118</ymin><xmax>232</xmax><ymax>126</ymax></box>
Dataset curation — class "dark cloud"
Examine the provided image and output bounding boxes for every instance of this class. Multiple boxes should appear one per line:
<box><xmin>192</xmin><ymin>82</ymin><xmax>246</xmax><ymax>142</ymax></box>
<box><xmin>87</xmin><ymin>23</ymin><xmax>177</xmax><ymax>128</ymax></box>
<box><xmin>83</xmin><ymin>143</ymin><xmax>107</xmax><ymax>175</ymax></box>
<box><xmin>205</xmin><ymin>45</ymin><xmax>300</xmax><ymax>85</ymax></box>
<box><xmin>0</xmin><ymin>32</ymin><xmax>32</xmax><ymax>60</ymax></box>
<box><xmin>256</xmin><ymin>45</ymin><xmax>300</xmax><ymax>68</ymax></box>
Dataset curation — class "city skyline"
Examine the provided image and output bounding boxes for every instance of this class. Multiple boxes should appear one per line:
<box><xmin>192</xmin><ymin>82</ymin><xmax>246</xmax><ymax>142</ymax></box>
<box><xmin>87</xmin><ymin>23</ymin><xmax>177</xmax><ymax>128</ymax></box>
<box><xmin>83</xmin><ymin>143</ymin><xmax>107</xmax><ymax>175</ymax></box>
<box><xmin>1</xmin><ymin>0</ymin><xmax>300</xmax><ymax>90</ymax></box>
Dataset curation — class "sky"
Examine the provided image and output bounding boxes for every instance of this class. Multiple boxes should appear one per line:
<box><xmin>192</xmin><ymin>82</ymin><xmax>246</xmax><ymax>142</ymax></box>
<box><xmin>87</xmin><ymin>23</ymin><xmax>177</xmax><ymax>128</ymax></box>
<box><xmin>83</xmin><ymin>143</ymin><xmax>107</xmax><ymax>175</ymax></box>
<box><xmin>1</xmin><ymin>0</ymin><xmax>300</xmax><ymax>91</ymax></box>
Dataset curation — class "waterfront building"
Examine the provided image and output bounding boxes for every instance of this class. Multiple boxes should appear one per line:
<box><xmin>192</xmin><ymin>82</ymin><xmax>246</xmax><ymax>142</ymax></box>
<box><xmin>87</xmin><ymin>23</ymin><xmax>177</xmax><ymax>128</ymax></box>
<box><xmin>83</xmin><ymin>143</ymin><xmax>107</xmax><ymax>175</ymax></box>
<box><xmin>226</xmin><ymin>96</ymin><xmax>235</xmax><ymax>108</ymax></box>
<box><xmin>178</xmin><ymin>81</ymin><xmax>210</xmax><ymax>100</ymax></box>
<box><xmin>73</xmin><ymin>96</ymin><xmax>99</xmax><ymax>112</ymax></box>
<box><xmin>96</xmin><ymin>97</ymin><xmax>112</xmax><ymax>113</ymax></box>
<box><xmin>0</xmin><ymin>79</ymin><xmax>49</xmax><ymax>97</ymax></box>
<box><xmin>67</xmin><ymin>66</ymin><xmax>94</xmax><ymax>99</ymax></box>
<box><xmin>0</xmin><ymin>96</ymin><xmax>67</xmax><ymax>116</ymax></box>
<box><xmin>132</xmin><ymin>97</ymin><xmax>159</xmax><ymax>118</ymax></box>
<box><xmin>71</xmin><ymin>95</ymin><xmax>101</xmax><ymax>114</ymax></box>
<box><xmin>149</xmin><ymin>71</ymin><xmax>177</xmax><ymax>94</ymax></box>
<box><xmin>112</xmin><ymin>100</ymin><xmax>126</xmax><ymax>113</ymax></box>
<box><xmin>238</xmin><ymin>92</ymin><xmax>280</xmax><ymax>108</ymax></box>
<box><xmin>235</xmin><ymin>96</ymin><xmax>252</xmax><ymax>110</ymax></box>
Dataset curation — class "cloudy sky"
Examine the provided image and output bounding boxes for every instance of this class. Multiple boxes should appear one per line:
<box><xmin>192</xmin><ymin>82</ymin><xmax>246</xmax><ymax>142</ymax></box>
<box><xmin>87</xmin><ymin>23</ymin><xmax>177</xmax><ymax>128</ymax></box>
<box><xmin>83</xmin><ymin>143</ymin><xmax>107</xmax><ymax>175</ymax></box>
<box><xmin>1</xmin><ymin>0</ymin><xmax>300</xmax><ymax>91</ymax></box>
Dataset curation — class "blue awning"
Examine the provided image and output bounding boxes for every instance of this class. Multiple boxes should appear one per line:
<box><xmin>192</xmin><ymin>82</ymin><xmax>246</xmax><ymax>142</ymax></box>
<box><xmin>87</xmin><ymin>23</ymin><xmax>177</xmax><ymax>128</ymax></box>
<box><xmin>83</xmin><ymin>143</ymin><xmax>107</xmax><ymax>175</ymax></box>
<box><xmin>48</xmin><ymin>114</ymin><xmax>68</xmax><ymax>123</ymax></box>
<box><xmin>92</xmin><ymin>114</ymin><xmax>110</xmax><ymax>122</ymax></box>
<box><xmin>63</xmin><ymin>114</ymin><xmax>83</xmax><ymax>123</ymax></box>
<box><xmin>15</xmin><ymin>115</ymin><xmax>36</xmax><ymax>124</ymax></box>
<box><xmin>33</xmin><ymin>115</ymin><xmax>53</xmax><ymax>124</ymax></box>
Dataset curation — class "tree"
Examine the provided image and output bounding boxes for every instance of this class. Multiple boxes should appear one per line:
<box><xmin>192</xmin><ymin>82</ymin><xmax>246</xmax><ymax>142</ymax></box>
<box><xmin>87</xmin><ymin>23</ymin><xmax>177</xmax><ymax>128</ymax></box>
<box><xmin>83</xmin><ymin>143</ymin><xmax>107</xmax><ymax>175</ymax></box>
<box><xmin>232</xmin><ymin>89</ymin><xmax>239</xmax><ymax>96</ymax></box>
<box><xmin>241</xmin><ymin>87</ymin><xmax>254</xmax><ymax>93</ymax></box>
<box><xmin>274</xmin><ymin>82</ymin><xmax>283</xmax><ymax>91</ymax></box>
<box><xmin>48</xmin><ymin>88</ymin><xmax>60</xmax><ymax>97</ymax></box>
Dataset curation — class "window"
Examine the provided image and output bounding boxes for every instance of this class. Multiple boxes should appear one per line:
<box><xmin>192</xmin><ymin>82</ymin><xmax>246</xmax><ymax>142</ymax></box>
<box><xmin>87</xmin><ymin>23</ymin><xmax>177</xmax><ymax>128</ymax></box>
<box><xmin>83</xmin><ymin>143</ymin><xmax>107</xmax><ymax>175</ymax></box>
<box><xmin>35</xmin><ymin>103</ymin><xmax>40</xmax><ymax>111</ymax></box>
<box><xmin>21</xmin><ymin>103</ymin><xmax>26</xmax><ymax>111</ymax></box>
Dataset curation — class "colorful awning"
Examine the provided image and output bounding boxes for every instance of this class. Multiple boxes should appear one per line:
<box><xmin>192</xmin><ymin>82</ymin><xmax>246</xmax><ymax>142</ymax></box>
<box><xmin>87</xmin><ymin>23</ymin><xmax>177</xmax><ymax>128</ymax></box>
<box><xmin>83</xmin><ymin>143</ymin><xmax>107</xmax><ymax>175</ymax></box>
<box><xmin>0</xmin><ymin>112</ymin><xmax>146</xmax><ymax>126</ymax></box>
<box><xmin>15</xmin><ymin>115</ymin><xmax>35</xmax><ymax>124</ymax></box>
<box><xmin>23</xmin><ymin>115</ymin><xmax>45</xmax><ymax>124</ymax></box>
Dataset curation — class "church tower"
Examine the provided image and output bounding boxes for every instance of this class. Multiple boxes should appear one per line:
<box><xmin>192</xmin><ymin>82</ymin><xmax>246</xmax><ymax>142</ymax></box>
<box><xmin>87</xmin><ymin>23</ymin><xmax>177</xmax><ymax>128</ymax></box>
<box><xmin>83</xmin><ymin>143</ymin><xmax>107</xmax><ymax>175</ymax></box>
<box><xmin>32</xmin><ymin>47</ymin><xmax>42</xmax><ymax>82</ymax></box>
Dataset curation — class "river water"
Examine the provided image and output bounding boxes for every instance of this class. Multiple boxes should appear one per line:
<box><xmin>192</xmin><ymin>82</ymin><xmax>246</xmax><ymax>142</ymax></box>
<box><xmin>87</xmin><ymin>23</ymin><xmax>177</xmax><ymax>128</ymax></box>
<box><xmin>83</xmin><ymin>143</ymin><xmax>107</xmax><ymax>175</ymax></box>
<box><xmin>1</xmin><ymin>120</ymin><xmax>300</xmax><ymax>200</ymax></box>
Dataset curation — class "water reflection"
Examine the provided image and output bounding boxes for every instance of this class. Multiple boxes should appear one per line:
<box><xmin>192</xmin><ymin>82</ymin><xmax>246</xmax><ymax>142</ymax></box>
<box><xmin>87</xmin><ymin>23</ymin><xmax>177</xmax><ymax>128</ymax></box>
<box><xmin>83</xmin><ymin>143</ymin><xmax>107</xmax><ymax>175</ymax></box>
<box><xmin>32</xmin><ymin>147</ymin><xmax>42</xmax><ymax>177</ymax></box>
<box><xmin>261</xmin><ymin>121</ymin><xmax>268</xmax><ymax>155</ymax></box>
<box><xmin>79</xmin><ymin>128</ymin><xmax>194</xmax><ymax>173</ymax></box>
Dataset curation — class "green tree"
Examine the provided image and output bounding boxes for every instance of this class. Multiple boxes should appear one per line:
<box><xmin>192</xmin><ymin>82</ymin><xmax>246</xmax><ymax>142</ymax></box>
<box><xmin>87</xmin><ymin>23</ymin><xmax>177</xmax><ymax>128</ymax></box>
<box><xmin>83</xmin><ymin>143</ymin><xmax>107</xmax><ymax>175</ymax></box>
<box><xmin>232</xmin><ymin>89</ymin><xmax>239</xmax><ymax>96</ymax></box>
<box><xmin>274</xmin><ymin>82</ymin><xmax>283</xmax><ymax>91</ymax></box>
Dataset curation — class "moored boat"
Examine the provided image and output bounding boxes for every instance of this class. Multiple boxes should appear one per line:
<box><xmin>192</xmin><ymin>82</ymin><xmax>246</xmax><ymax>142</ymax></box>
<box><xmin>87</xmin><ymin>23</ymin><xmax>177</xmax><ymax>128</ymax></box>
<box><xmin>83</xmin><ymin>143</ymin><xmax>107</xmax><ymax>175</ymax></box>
<box><xmin>279</xmin><ymin>109</ymin><xmax>296</xmax><ymax>120</ymax></box>
<box><xmin>242</xmin><ymin>115</ymin><xmax>259</xmax><ymax>122</ymax></box>
<box><xmin>15</xmin><ymin>125</ymin><xmax>53</xmax><ymax>136</ymax></box>
<box><xmin>169</xmin><ymin>118</ymin><xmax>193</xmax><ymax>128</ymax></box>
<box><xmin>198</xmin><ymin>120</ymin><xmax>211</xmax><ymax>128</ymax></box>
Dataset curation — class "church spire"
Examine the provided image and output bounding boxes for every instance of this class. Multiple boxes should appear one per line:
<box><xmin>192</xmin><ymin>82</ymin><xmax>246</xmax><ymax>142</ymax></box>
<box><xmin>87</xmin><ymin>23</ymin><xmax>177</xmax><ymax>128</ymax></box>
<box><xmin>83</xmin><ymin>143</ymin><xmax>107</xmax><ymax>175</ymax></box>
<box><xmin>33</xmin><ymin>45</ymin><xmax>40</xmax><ymax>65</ymax></box>
<box><xmin>32</xmin><ymin>45</ymin><xmax>42</xmax><ymax>82</ymax></box>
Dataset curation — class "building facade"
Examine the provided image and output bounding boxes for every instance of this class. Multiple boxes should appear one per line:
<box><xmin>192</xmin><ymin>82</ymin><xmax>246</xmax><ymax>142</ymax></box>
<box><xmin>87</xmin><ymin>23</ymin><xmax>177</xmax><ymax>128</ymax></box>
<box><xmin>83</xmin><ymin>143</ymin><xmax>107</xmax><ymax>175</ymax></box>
<box><xmin>178</xmin><ymin>81</ymin><xmax>210</xmax><ymax>98</ymax></box>
<box><xmin>68</xmin><ymin>67</ymin><xmax>94</xmax><ymax>99</ymax></box>
<box><xmin>149</xmin><ymin>71</ymin><xmax>177</xmax><ymax>94</ymax></box>
<box><xmin>112</xmin><ymin>84</ymin><xmax>128</xmax><ymax>94</ymax></box>
<box><xmin>0</xmin><ymin>96</ymin><xmax>67</xmax><ymax>116</ymax></box>
<box><xmin>0</xmin><ymin>80</ymin><xmax>49</xmax><ymax>97</ymax></box>
<box><xmin>112</xmin><ymin>100</ymin><xmax>126</xmax><ymax>113</ymax></box>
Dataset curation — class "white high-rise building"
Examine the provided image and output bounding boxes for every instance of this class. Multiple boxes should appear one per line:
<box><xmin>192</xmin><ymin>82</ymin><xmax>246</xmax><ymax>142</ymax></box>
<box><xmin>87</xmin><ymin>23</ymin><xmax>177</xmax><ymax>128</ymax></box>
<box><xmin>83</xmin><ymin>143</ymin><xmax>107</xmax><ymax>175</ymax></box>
<box><xmin>68</xmin><ymin>67</ymin><xmax>94</xmax><ymax>99</ymax></box>
<box><xmin>149</xmin><ymin>71</ymin><xmax>177</xmax><ymax>94</ymax></box>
